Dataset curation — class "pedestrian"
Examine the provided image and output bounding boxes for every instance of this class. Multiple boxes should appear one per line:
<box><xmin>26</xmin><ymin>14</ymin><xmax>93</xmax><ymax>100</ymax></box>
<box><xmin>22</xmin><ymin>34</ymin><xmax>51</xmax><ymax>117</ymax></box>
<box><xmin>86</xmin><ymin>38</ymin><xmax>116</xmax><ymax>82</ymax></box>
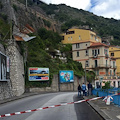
<box><xmin>82</xmin><ymin>83</ymin><xmax>86</xmax><ymax>96</ymax></box>
<box><xmin>78</xmin><ymin>84</ymin><xmax>81</xmax><ymax>96</ymax></box>
<box><xmin>87</xmin><ymin>82</ymin><xmax>93</xmax><ymax>96</ymax></box>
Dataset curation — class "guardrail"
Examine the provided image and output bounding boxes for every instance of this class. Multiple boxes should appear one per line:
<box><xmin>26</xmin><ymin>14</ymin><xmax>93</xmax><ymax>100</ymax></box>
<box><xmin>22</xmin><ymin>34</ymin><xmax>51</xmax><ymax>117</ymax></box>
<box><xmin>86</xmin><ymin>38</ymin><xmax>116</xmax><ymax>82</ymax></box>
<box><xmin>92</xmin><ymin>88</ymin><xmax>120</xmax><ymax>106</ymax></box>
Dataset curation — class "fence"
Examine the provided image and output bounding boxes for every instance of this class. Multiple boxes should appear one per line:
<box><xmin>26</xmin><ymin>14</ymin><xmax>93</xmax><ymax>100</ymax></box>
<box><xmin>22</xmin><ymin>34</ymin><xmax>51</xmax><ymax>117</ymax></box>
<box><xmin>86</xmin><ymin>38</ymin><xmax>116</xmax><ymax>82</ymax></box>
<box><xmin>92</xmin><ymin>88</ymin><xmax>120</xmax><ymax>106</ymax></box>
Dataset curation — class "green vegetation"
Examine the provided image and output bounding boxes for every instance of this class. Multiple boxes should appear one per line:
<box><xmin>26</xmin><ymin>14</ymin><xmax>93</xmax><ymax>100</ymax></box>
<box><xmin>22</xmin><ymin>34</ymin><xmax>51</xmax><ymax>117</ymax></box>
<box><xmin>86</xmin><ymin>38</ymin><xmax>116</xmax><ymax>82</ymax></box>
<box><xmin>43</xmin><ymin>19</ymin><xmax>51</xmax><ymax>28</ymax></box>
<box><xmin>13</xmin><ymin>4</ymin><xmax>18</xmax><ymax>12</ymax></box>
<box><xmin>102</xmin><ymin>81</ymin><xmax>111</xmax><ymax>89</ymax></box>
<box><xmin>0</xmin><ymin>1</ymin><xmax>3</xmax><ymax>9</ymax></box>
<box><xmin>0</xmin><ymin>18</ymin><xmax>10</xmax><ymax>44</ymax></box>
<box><xmin>86</xmin><ymin>71</ymin><xmax>96</xmax><ymax>83</ymax></box>
<box><xmin>25</xmin><ymin>28</ymin><xmax>84</xmax><ymax>87</ymax></box>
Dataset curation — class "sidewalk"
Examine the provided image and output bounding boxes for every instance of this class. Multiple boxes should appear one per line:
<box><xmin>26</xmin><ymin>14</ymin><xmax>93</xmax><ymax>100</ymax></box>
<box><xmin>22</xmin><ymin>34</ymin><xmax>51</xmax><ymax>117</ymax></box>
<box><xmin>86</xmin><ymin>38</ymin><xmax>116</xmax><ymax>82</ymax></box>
<box><xmin>84</xmin><ymin>95</ymin><xmax>120</xmax><ymax>120</ymax></box>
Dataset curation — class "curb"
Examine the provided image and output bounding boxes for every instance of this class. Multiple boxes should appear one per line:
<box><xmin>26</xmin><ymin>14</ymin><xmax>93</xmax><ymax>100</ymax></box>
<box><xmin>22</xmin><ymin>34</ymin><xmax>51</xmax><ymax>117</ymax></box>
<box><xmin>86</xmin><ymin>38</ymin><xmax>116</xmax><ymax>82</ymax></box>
<box><xmin>83</xmin><ymin>96</ymin><xmax>112</xmax><ymax>120</ymax></box>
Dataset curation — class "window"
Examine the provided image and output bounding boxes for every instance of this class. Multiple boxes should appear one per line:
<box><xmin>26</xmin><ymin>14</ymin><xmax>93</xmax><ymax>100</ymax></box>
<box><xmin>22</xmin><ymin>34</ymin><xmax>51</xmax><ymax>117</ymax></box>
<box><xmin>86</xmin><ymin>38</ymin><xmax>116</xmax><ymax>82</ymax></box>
<box><xmin>71</xmin><ymin>36</ymin><xmax>72</xmax><ymax>40</ymax></box>
<box><xmin>86</xmin><ymin>50</ymin><xmax>88</xmax><ymax>56</ymax></box>
<box><xmin>66</xmin><ymin>31</ymin><xmax>74</xmax><ymax>35</ymax></box>
<box><xmin>91</xmin><ymin>34</ymin><xmax>93</xmax><ymax>39</ymax></box>
<box><xmin>62</xmin><ymin>36</ymin><xmax>64</xmax><ymax>40</ymax></box>
<box><xmin>113</xmin><ymin>81</ymin><xmax>116</xmax><ymax>87</ymax></box>
<box><xmin>77</xmin><ymin>51</ymin><xmax>79</xmax><ymax>57</ymax></box>
<box><xmin>111</xmin><ymin>53</ymin><xmax>114</xmax><ymax>56</ymax></box>
<box><xmin>85</xmin><ymin>60</ymin><xmax>89</xmax><ymax>67</ymax></box>
<box><xmin>97</xmin><ymin>70</ymin><xmax>99</xmax><ymax>75</ymax></box>
<box><xmin>110</xmin><ymin>70</ymin><xmax>112</xmax><ymax>76</ymax></box>
<box><xmin>76</xmin><ymin>43</ymin><xmax>80</xmax><ymax>48</ymax></box>
<box><xmin>95</xmin><ymin>70</ymin><xmax>99</xmax><ymax>76</ymax></box>
<box><xmin>106</xmin><ymin>69</ymin><xmax>108</xmax><ymax>76</ymax></box>
<box><xmin>92</xmin><ymin>50</ymin><xmax>94</xmax><ymax>55</ymax></box>
<box><xmin>106</xmin><ymin>60</ymin><xmax>107</xmax><ymax>67</ymax></box>
<box><xmin>68</xmin><ymin>37</ymin><xmax>70</xmax><ymax>40</ymax></box>
<box><xmin>98</xmin><ymin>49</ymin><xmax>100</xmax><ymax>54</ymax></box>
<box><xmin>86</xmin><ymin>44</ymin><xmax>87</xmax><ymax>46</ymax></box>
<box><xmin>118</xmin><ymin>81</ymin><xmax>120</xmax><ymax>87</ymax></box>
<box><xmin>113</xmin><ymin>61</ymin><xmax>115</xmax><ymax>67</ymax></box>
<box><xmin>95</xmin><ymin>49</ymin><xmax>97</xmax><ymax>56</ymax></box>
<box><xmin>114</xmin><ymin>70</ymin><xmax>116</xmax><ymax>76</ymax></box>
<box><xmin>92</xmin><ymin>49</ymin><xmax>100</xmax><ymax>55</ymax></box>
<box><xmin>79</xmin><ymin>35</ymin><xmax>81</xmax><ymax>40</ymax></box>
<box><xmin>104</xmin><ymin>49</ymin><xmax>108</xmax><ymax>54</ymax></box>
<box><xmin>95</xmin><ymin>60</ymin><xmax>97</xmax><ymax>67</ymax></box>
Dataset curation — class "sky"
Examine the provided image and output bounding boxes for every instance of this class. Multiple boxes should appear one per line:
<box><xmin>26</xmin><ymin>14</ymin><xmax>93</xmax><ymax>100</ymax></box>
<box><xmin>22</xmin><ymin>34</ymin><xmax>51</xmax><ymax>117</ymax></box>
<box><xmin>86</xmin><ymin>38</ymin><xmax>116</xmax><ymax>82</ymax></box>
<box><xmin>40</xmin><ymin>0</ymin><xmax>120</xmax><ymax>20</ymax></box>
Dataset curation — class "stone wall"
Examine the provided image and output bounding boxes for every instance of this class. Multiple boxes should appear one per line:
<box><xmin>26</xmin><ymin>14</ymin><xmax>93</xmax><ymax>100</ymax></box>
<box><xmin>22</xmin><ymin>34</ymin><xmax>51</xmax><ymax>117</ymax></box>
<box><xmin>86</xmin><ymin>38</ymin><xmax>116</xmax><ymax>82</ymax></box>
<box><xmin>0</xmin><ymin>44</ymin><xmax>13</xmax><ymax>100</ymax></box>
<box><xmin>6</xmin><ymin>39</ymin><xmax>25</xmax><ymax>96</ymax></box>
<box><xmin>30</xmin><ymin>75</ymin><xmax>85</xmax><ymax>92</ymax></box>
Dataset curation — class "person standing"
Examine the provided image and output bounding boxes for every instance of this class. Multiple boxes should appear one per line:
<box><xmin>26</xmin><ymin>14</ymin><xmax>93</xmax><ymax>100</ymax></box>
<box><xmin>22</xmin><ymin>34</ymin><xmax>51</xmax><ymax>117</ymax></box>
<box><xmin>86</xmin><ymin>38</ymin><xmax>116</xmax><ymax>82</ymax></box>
<box><xmin>78</xmin><ymin>84</ymin><xmax>81</xmax><ymax>96</ymax></box>
<box><xmin>87</xmin><ymin>82</ymin><xmax>93</xmax><ymax>96</ymax></box>
<box><xmin>82</xmin><ymin>83</ymin><xmax>86</xmax><ymax>96</ymax></box>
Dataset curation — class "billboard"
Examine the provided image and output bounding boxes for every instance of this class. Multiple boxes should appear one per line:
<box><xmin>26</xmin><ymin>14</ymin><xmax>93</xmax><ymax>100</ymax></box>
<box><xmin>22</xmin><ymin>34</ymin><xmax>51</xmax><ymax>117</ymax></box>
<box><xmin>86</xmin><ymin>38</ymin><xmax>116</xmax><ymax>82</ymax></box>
<box><xmin>28</xmin><ymin>67</ymin><xmax>49</xmax><ymax>81</ymax></box>
<box><xmin>59</xmin><ymin>70</ymin><xmax>74</xmax><ymax>83</ymax></box>
<box><xmin>0</xmin><ymin>52</ymin><xmax>10</xmax><ymax>81</ymax></box>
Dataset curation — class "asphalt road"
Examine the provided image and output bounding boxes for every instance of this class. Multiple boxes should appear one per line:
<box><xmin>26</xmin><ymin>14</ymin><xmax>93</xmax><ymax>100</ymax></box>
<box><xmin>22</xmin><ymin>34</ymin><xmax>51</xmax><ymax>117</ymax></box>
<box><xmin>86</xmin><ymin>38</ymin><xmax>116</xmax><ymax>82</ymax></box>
<box><xmin>0</xmin><ymin>92</ymin><xmax>104</xmax><ymax>120</ymax></box>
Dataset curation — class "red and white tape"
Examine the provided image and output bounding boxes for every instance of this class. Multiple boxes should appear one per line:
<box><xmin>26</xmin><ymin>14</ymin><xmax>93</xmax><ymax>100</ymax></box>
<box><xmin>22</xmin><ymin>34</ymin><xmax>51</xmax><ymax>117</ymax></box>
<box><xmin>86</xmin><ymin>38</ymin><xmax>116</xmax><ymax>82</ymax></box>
<box><xmin>1</xmin><ymin>92</ymin><xmax>120</xmax><ymax>118</ymax></box>
<box><xmin>0</xmin><ymin>96</ymin><xmax>102</xmax><ymax>118</ymax></box>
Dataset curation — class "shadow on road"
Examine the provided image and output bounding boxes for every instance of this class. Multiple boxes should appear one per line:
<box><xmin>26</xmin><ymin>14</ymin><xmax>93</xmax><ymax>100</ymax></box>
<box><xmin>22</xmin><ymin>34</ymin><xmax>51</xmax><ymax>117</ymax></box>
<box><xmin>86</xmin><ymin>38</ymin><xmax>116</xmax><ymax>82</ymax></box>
<box><xmin>73</xmin><ymin>95</ymin><xmax>104</xmax><ymax>120</ymax></box>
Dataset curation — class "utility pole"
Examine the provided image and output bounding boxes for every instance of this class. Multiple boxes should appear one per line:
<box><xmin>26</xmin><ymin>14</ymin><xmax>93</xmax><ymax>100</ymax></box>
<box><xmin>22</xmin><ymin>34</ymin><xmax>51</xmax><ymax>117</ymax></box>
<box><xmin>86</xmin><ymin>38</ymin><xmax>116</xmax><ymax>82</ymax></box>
<box><xmin>26</xmin><ymin>0</ymin><xmax>27</xmax><ymax>8</ymax></box>
<box><xmin>85</xmin><ymin>62</ymin><xmax>87</xmax><ymax>84</ymax></box>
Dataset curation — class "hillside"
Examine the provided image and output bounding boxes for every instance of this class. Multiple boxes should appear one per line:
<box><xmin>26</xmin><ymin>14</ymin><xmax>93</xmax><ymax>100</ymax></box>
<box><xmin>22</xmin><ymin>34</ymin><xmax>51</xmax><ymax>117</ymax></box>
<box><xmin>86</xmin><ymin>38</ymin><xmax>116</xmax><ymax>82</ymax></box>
<box><xmin>0</xmin><ymin>0</ymin><xmax>119</xmax><ymax>87</ymax></box>
<box><xmin>1</xmin><ymin>0</ymin><xmax>120</xmax><ymax>45</ymax></box>
<box><xmin>37</xmin><ymin>2</ymin><xmax>120</xmax><ymax>45</ymax></box>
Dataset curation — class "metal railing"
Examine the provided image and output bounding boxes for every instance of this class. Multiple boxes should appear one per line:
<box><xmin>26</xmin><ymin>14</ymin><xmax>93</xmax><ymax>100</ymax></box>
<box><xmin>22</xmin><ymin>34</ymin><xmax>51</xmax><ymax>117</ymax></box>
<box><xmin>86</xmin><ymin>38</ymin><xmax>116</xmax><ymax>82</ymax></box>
<box><xmin>92</xmin><ymin>88</ymin><xmax>120</xmax><ymax>106</ymax></box>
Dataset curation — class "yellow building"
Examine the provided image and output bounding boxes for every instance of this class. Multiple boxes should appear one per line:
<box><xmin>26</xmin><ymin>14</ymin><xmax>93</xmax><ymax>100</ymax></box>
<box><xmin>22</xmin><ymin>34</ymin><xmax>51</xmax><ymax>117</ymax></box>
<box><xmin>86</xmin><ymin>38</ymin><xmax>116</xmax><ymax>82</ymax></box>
<box><xmin>109</xmin><ymin>46</ymin><xmax>120</xmax><ymax>76</ymax></box>
<box><xmin>61</xmin><ymin>28</ymin><xmax>101</xmax><ymax>44</ymax></box>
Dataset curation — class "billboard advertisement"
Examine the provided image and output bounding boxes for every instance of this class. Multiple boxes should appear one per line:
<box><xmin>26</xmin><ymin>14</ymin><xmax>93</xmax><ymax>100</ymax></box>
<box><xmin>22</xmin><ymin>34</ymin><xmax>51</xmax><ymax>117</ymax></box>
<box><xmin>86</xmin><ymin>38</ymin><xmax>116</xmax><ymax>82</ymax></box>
<box><xmin>28</xmin><ymin>67</ymin><xmax>49</xmax><ymax>81</ymax></box>
<box><xmin>59</xmin><ymin>70</ymin><xmax>74</xmax><ymax>83</ymax></box>
<box><xmin>0</xmin><ymin>52</ymin><xmax>10</xmax><ymax>81</ymax></box>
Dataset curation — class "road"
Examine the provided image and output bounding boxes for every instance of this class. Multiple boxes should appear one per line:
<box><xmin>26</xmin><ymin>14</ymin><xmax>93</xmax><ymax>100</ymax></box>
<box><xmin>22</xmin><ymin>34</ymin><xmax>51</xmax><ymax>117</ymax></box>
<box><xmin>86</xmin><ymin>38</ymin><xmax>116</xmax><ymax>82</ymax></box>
<box><xmin>0</xmin><ymin>92</ymin><xmax>104</xmax><ymax>120</ymax></box>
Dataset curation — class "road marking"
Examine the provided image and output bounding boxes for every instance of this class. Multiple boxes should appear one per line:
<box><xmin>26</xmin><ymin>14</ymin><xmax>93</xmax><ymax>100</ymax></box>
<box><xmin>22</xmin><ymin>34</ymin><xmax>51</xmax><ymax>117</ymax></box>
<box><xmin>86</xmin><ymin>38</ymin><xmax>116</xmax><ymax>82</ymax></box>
<box><xmin>117</xmin><ymin>115</ymin><xmax>120</xmax><ymax>119</ymax></box>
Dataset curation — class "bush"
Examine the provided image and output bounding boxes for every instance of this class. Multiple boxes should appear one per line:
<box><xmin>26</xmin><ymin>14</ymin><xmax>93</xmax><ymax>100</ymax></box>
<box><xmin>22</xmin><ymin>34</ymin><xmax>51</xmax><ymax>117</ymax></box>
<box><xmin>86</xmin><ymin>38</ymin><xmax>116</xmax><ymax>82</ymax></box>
<box><xmin>13</xmin><ymin>4</ymin><xmax>18</xmax><ymax>12</ymax></box>
<box><xmin>102</xmin><ymin>81</ymin><xmax>111</xmax><ymax>89</ymax></box>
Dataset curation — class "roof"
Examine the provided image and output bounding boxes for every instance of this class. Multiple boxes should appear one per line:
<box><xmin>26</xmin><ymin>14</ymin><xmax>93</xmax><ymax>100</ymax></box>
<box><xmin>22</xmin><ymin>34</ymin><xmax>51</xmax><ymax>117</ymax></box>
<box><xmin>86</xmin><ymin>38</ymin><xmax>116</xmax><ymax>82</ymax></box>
<box><xmin>88</xmin><ymin>42</ymin><xmax>109</xmax><ymax>48</ymax></box>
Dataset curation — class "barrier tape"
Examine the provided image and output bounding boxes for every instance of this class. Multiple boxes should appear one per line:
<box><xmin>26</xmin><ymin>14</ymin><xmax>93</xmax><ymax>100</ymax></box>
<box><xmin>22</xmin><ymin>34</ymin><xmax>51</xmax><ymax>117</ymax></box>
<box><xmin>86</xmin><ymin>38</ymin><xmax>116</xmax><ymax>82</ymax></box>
<box><xmin>0</xmin><ymin>96</ymin><xmax>102</xmax><ymax>118</ymax></box>
<box><xmin>0</xmin><ymin>93</ymin><xmax>120</xmax><ymax>118</ymax></box>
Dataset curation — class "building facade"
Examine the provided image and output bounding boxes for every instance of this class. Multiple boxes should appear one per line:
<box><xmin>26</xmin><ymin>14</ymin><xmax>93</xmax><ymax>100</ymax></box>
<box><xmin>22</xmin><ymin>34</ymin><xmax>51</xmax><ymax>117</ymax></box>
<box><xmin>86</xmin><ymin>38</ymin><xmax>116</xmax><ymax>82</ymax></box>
<box><xmin>109</xmin><ymin>46</ymin><xmax>120</xmax><ymax>77</ymax></box>
<box><xmin>72</xmin><ymin>42</ymin><xmax>116</xmax><ymax>78</ymax></box>
<box><xmin>61</xmin><ymin>29</ymin><xmax>101</xmax><ymax>44</ymax></box>
<box><xmin>61</xmin><ymin>28</ymin><xmax>120</xmax><ymax>88</ymax></box>
<box><xmin>72</xmin><ymin>41</ymin><xmax>119</xmax><ymax>88</ymax></box>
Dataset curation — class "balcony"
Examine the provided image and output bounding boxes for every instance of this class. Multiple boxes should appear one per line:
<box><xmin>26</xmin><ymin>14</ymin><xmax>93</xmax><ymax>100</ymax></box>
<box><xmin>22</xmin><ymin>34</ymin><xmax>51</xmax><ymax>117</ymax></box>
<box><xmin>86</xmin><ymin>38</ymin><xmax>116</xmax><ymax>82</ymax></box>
<box><xmin>92</xmin><ymin>64</ymin><xmax>111</xmax><ymax>69</ymax></box>
<box><xmin>92</xmin><ymin>54</ymin><xmax>98</xmax><ymax>58</ymax></box>
<box><xmin>112</xmin><ymin>66</ymin><xmax>117</xmax><ymax>69</ymax></box>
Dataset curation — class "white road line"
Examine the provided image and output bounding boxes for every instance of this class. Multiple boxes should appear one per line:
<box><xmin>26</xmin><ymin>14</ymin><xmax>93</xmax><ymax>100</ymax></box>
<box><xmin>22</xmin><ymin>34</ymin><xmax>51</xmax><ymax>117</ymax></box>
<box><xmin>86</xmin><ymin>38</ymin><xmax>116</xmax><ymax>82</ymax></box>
<box><xmin>117</xmin><ymin>115</ymin><xmax>120</xmax><ymax>119</ymax></box>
